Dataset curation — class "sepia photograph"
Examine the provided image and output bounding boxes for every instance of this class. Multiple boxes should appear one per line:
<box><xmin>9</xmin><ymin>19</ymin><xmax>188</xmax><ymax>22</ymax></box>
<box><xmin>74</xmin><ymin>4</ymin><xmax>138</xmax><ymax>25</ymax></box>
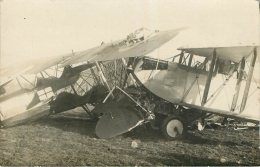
<box><xmin>0</xmin><ymin>0</ymin><xmax>259</xmax><ymax>166</ymax></box>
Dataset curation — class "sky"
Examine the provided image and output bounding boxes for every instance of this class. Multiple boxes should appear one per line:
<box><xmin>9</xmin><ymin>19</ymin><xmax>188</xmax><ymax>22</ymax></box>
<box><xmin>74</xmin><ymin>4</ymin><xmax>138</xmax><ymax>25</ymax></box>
<box><xmin>1</xmin><ymin>0</ymin><xmax>259</xmax><ymax>66</ymax></box>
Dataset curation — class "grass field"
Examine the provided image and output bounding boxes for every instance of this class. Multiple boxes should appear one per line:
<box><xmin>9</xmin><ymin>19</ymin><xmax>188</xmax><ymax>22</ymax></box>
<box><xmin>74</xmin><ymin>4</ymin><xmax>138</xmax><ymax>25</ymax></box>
<box><xmin>0</xmin><ymin>108</ymin><xmax>259</xmax><ymax>166</ymax></box>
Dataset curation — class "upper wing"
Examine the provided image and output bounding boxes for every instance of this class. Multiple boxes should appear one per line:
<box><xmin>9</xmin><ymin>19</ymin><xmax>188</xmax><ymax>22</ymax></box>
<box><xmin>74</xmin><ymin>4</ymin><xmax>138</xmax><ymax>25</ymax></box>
<box><xmin>1</xmin><ymin>27</ymin><xmax>187</xmax><ymax>77</ymax></box>
<box><xmin>1</xmin><ymin>54</ymin><xmax>72</xmax><ymax>77</ymax></box>
<box><xmin>178</xmin><ymin>46</ymin><xmax>257</xmax><ymax>63</ymax></box>
<box><xmin>60</xmin><ymin>27</ymin><xmax>188</xmax><ymax>67</ymax></box>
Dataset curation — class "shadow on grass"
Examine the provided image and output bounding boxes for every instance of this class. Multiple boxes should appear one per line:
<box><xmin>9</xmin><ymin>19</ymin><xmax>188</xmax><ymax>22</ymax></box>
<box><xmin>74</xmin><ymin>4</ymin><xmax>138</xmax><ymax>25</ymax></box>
<box><xmin>35</xmin><ymin>115</ymin><xmax>98</xmax><ymax>137</ymax></box>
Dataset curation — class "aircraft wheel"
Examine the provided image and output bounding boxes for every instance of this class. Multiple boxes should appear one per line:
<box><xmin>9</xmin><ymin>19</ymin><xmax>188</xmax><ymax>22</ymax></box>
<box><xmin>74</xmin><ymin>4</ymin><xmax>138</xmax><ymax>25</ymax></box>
<box><xmin>161</xmin><ymin>115</ymin><xmax>187</xmax><ymax>140</ymax></box>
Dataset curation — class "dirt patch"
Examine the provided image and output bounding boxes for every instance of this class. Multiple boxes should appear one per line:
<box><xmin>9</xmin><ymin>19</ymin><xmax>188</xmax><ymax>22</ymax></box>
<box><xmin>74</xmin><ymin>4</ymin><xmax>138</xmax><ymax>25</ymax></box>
<box><xmin>0</xmin><ymin>109</ymin><xmax>259</xmax><ymax>166</ymax></box>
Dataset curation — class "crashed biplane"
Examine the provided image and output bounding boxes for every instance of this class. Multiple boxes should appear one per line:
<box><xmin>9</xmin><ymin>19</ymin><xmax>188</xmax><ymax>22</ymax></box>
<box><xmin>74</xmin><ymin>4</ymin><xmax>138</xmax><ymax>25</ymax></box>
<box><xmin>0</xmin><ymin>27</ymin><xmax>185</xmax><ymax>128</ymax></box>
<box><xmin>0</xmin><ymin>25</ymin><xmax>259</xmax><ymax>140</ymax></box>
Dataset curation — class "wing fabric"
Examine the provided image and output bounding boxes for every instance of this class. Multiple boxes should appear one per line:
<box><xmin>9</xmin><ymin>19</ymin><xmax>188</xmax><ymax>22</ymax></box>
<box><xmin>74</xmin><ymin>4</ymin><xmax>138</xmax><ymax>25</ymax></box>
<box><xmin>1</xmin><ymin>54</ymin><xmax>71</xmax><ymax>77</ymax></box>
<box><xmin>178</xmin><ymin>46</ymin><xmax>257</xmax><ymax>63</ymax></box>
<box><xmin>181</xmin><ymin>102</ymin><xmax>259</xmax><ymax>124</ymax></box>
<box><xmin>59</xmin><ymin>39</ymin><xmax>124</xmax><ymax>67</ymax></box>
<box><xmin>60</xmin><ymin>27</ymin><xmax>188</xmax><ymax>67</ymax></box>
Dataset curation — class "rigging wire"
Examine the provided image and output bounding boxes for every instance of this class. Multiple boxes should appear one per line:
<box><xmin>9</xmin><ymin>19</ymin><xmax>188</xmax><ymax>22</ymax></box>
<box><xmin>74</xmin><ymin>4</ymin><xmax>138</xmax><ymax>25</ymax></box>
<box><xmin>223</xmin><ymin>75</ymin><xmax>231</xmax><ymax>110</ymax></box>
<box><xmin>206</xmin><ymin>73</ymin><xmax>233</xmax><ymax>107</ymax></box>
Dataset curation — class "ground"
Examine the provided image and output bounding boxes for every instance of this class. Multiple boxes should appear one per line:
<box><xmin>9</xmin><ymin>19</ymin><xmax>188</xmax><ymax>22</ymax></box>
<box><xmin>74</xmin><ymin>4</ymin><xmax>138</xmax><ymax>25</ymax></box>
<box><xmin>0</xmin><ymin>109</ymin><xmax>259</xmax><ymax>166</ymax></box>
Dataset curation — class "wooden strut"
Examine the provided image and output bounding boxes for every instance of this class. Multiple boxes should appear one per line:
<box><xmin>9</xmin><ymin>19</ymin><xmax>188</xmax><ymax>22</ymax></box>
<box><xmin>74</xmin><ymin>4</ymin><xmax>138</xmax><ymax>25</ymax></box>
<box><xmin>39</xmin><ymin>72</ymin><xmax>48</xmax><ymax>98</ymax></box>
<box><xmin>181</xmin><ymin>53</ymin><xmax>193</xmax><ymax>102</ymax></box>
<box><xmin>231</xmin><ymin>57</ymin><xmax>245</xmax><ymax>111</ymax></box>
<box><xmin>198</xmin><ymin>50</ymin><xmax>216</xmax><ymax>129</ymax></box>
<box><xmin>240</xmin><ymin>48</ymin><xmax>257</xmax><ymax>113</ymax></box>
<box><xmin>187</xmin><ymin>53</ymin><xmax>193</xmax><ymax>71</ymax></box>
<box><xmin>121</xmin><ymin>58</ymin><xmax>137</xmax><ymax>87</ymax></box>
<box><xmin>95</xmin><ymin>61</ymin><xmax>114</xmax><ymax>99</ymax></box>
<box><xmin>70</xmin><ymin>84</ymin><xmax>94</xmax><ymax>118</ymax></box>
<box><xmin>213</xmin><ymin>57</ymin><xmax>219</xmax><ymax>77</ymax></box>
<box><xmin>201</xmin><ymin>49</ymin><xmax>217</xmax><ymax>106</ymax></box>
<box><xmin>178</xmin><ymin>51</ymin><xmax>184</xmax><ymax>64</ymax></box>
<box><xmin>40</xmin><ymin>72</ymin><xmax>45</xmax><ymax>78</ymax></box>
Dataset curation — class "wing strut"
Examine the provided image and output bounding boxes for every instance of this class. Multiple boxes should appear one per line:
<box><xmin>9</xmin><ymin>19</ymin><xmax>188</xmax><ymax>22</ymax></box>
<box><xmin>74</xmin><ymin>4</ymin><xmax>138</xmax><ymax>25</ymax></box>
<box><xmin>121</xmin><ymin>58</ymin><xmax>136</xmax><ymax>87</ymax></box>
<box><xmin>202</xmin><ymin>49</ymin><xmax>217</xmax><ymax>106</ymax></box>
<box><xmin>198</xmin><ymin>49</ymin><xmax>216</xmax><ymax>130</ymax></box>
<box><xmin>178</xmin><ymin>51</ymin><xmax>184</xmax><ymax>64</ymax></box>
<box><xmin>231</xmin><ymin>57</ymin><xmax>245</xmax><ymax>111</ymax></box>
<box><xmin>240</xmin><ymin>48</ymin><xmax>257</xmax><ymax>113</ymax></box>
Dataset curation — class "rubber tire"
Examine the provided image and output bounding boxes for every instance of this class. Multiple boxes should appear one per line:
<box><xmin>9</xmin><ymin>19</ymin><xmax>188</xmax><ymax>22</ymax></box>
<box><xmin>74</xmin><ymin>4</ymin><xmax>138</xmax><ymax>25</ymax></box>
<box><xmin>161</xmin><ymin>115</ymin><xmax>187</xmax><ymax>140</ymax></box>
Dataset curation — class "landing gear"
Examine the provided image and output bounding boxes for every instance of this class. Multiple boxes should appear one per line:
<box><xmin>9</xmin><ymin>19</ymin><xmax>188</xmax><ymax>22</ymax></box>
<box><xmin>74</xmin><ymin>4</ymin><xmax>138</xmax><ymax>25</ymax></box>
<box><xmin>161</xmin><ymin>115</ymin><xmax>187</xmax><ymax>140</ymax></box>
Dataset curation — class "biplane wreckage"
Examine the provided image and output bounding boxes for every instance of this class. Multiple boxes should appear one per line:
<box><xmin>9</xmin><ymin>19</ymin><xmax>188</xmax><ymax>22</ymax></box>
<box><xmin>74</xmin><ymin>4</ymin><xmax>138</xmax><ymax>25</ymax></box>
<box><xmin>0</xmin><ymin>26</ymin><xmax>259</xmax><ymax>140</ymax></box>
